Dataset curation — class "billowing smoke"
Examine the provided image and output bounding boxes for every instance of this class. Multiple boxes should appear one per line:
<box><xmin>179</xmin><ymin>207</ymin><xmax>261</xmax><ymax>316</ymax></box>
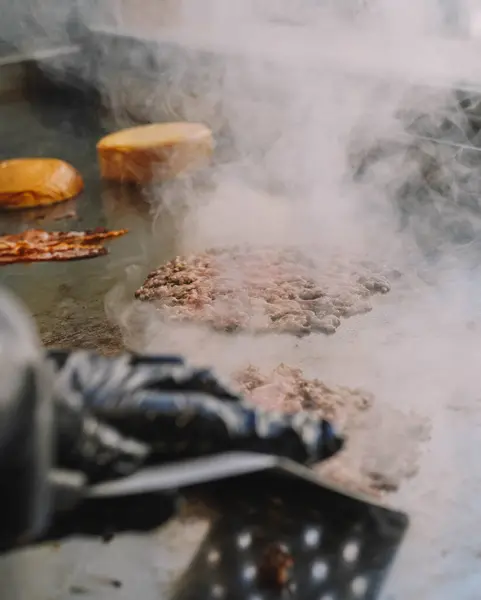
<box><xmin>11</xmin><ymin>0</ymin><xmax>481</xmax><ymax>595</ymax></box>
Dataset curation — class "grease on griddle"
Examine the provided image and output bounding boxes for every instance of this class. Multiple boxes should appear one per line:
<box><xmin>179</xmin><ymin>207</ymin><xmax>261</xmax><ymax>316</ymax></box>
<box><xmin>69</xmin><ymin>576</ymin><xmax>123</xmax><ymax>596</ymax></box>
<box><xmin>90</xmin><ymin>574</ymin><xmax>123</xmax><ymax>589</ymax></box>
<box><xmin>69</xmin><ymin>585</ymin><xmax>90</xmax><ymax>595</ymax></box>
<box><xmin>101</xmin><ymin>530</ymin><xmax>115</xmax><ymax>544</ymax></box>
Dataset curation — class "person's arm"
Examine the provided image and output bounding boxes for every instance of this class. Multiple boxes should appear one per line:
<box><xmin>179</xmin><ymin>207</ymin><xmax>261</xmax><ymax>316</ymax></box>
<box><xmin>0</xmin><ymin>288</ymin><xmax>53</xmax><ymax>552</ymax></box>
<box><xmin>0</xmin><ymin>287</ymin><xmax>344</xmax><ymax>554</ymax></box>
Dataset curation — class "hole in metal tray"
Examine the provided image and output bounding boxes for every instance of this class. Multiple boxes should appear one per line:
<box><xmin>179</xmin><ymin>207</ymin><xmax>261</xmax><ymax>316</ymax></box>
<box><xmin>170</xmin><ymin>473</ymin><xmax>408</xmax><ymax>600</ymax></box>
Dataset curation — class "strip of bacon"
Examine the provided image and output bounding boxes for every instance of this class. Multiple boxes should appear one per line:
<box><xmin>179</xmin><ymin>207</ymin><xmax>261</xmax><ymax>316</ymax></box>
<box><xmin>0</xmin><ymin>228</ymin><xmax>128</xmax><ymax>265</ymax></box>
<box><xmin>0</xmin><ymin>245</ymin><xmax>108</xmax><ymax>265</ymax></box>
<box><xmin>0</xmin><ymin>227</ymin><xmax>127</xmax><ymax>246</ymax></box>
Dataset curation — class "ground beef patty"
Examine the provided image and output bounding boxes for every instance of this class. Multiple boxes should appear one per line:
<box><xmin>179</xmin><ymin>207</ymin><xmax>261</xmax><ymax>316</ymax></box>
<box><xmin>233</xmin><ymin>363</ymin><xmax>384</xmax><ymax>497</ymax></box>
<box><xmin>234</xmin><ymin>363</ymin><xmax>372</xmax><ymax>427</ymax></box>
<box><xmin>233</xmin><ymin>363</ymin><xmax>431</xmax><ymax>498</ymax></box>
<box><xmin>134</xmin><ymin>246</ymin><xmax>391</xmax><ymax>336</ymax></box>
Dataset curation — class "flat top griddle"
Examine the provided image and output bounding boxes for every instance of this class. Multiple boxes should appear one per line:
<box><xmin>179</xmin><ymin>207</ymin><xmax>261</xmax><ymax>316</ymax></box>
<box><xmin>0</xmin><ymin>90</ymin><xmax>183</xmax><ymax>354</ymax></box>
<box><xmin>2</xmin><ymin>41</ymin><xmax>481</xmax><ymax>600</ymax></box>
<box><xmin>0</xmin><ymin>80</ymin><xmax>208</xmax><ymax>600</ymax></box>
<box><xmin>0</xmin><ymin>82</ymin><xmax>409</xmax><ymax>600</ymax></box>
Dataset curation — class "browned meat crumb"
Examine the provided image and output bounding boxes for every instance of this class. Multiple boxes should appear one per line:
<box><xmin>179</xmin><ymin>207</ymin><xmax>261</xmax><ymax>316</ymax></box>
<box><xmin>366</xmin><ymin>471</ymin><xmax>399</xmax><ymax>493</ymax></box>
<box><xmin>134</xmin><ymin>246</ymin><xmax>391</xmax><ymax>336</ymax></box>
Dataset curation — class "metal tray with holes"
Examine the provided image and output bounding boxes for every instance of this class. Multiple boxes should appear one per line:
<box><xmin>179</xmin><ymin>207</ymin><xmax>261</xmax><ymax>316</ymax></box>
<box><xmin>43</xmin><ymin>454</ymin><xmax>408</xmax><ymax>600</ymax></box>
<box><xmin>173</xmin><ymin>469</ymin><xmax>408</xmax><ymax>600</ymax></box>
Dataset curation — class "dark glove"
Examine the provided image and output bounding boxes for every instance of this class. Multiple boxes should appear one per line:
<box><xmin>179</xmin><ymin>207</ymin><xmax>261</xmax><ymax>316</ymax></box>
<box><xmin>36</xmin><ymin>350</ymin><xmax>343</xmax><ymax>546</ymax></box>
<box><xmin>44</xmin><ymin>487</ymin><xmax>179</xmax><ymax>544</ymax></box>
<box><xmin>48</xmin><ymin>350</ymin><xmax>344</xmax><ymax>477</ymax></box>
<box><xmin>0</xmin><ymin>283</ymin><xmax>343</xmax><ymax>553</ymax></box>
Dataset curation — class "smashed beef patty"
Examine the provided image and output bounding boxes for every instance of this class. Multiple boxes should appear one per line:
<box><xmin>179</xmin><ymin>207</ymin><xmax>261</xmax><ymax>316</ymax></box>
<box><xmin>135</xmin><ymin>246</ymin><xmax>391</xmax><ymax>336</ymax></box>
<box><xmin>233</xmin><ymin>363</ymin><xmax>428</xmax><ymax>498</ymax></box>
<box><xmin>233</xmin><ymin>363</ymin><xmax>373</xmax><ymax>429</ymax></box>
<box><xmin>233</xmin><ymin>363</ymin><xmax>382</xmax><ymax>497</ymax></box>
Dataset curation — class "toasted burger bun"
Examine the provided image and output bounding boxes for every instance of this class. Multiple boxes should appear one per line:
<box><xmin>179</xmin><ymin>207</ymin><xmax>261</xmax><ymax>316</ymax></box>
<box><xmin>97</xmin><ymin>122</ymin><xmax>213</xmax><ymax>184</ymax></box>
<box><xmin>0</xmin><ymin>158</ymin><xmax>84</xmax><ymax>211</ymax></box>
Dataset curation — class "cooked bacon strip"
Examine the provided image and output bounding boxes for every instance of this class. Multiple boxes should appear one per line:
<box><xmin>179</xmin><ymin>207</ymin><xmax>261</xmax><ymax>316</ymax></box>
<box><xmin>0</xmin><ymin>227</ymin><xmax>128</xmax><ymax>265</ymax></box>
<box><xmin>0</xmin><ymin>227</ymin><xmax>127</xmax><ymax>247</ymax></box>
<box><xmin>0</xmin><ymin>245</ymin><xmax>107</xmax><ymax>264</ymax></box>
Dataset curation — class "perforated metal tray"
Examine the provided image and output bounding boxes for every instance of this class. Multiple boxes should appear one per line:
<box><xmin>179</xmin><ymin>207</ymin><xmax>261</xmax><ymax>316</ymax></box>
<box><xmin>74</xmin><ymin>453</ymin><xmax>408</xmax><ymax>600</ymax></box>
<box><xmin>173</xmin><ymin>469</ymin><xmax>407</xmax><ymax>600</ymax></box>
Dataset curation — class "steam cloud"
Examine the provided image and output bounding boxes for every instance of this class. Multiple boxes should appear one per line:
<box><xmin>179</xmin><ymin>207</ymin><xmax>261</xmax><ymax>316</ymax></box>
<box><xmin>46</xmin><ymin>0</ymin><xmax>481</xmax><ymax>596</ymax></box>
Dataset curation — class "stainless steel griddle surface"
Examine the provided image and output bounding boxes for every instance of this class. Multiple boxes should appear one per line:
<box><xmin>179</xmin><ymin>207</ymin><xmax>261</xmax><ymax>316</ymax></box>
<box><xmin>0</xmin><ymin>94</ymin><xmax>181</xmax><ymax>354</ymax></box>
<box><xmin>0</xmin><ymin>92</ymin><xmax>217</xmax><ymax>600</ymax></box>
<box><xmin>0</xmin><ymin>69</ymin><xmax>477</xmax><ymax>600</ymax></box>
